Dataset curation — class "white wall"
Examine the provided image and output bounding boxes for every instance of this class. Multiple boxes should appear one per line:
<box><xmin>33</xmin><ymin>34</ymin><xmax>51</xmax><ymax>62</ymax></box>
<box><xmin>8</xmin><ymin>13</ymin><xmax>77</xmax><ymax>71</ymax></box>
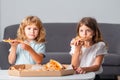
<box><xmin>0</xmin><ymin>0</ymin><xmax>1</xmax><ymax>40</ymax></box>
<box><xmin>0</xmin><ymin>0</ymin><xmax>120</xmax><ymax>40</ymax></box>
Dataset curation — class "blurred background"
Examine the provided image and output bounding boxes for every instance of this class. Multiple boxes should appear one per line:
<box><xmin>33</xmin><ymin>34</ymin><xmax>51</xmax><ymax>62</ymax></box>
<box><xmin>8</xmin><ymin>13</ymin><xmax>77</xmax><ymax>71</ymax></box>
<box><xmin>0</xmin><ymin>0</ymin><xmax>120</xmax><ymax>40</ymax></box>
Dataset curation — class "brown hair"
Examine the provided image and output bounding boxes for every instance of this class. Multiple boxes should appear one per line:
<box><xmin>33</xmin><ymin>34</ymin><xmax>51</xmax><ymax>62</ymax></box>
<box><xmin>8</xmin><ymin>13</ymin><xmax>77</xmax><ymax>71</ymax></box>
<box><xmin>76</xmin><ymin>17</ymin><xmax>103</xmax><ymax>44</ymax></box>
<box><xmin>17</xmin><ymin>16</ymin><xmax>46</xmax><ymax>43</ymax></box>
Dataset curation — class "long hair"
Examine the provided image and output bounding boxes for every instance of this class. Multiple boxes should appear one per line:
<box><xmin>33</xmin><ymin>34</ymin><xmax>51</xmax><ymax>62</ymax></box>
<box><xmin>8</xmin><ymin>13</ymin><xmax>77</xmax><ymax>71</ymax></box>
<box><xmin>17</xmin><ymin>16</ymin><xmax>46</xmax><ymax>43</ymax></box>
<box><xmin>76</xmin><ymin>17</ymin><xmax>104</xmax><ymax>44</ymax></box>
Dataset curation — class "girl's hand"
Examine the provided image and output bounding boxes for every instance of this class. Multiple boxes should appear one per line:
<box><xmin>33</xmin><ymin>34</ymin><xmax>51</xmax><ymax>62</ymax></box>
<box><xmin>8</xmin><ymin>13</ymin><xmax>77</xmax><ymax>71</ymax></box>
<box><xmin>20</xmin><ymin>43</ymin><xmax>32</xmax><ymax>51</ymax></box>
<box><xmin>70</xmin><ymin>38</ymin><xmax>83</xmax><ymax>56</ymax></box>
<box><xmin>70</xmin><ymin>38</ymin><xmax>84</xmax><ymax>51</ymax></box>
<box><xmin>70</xmin><ymin>38</ymin><xmax>84</xmax><ymax>46</ymax></box>
<box><xmin>9</xmin><ymin>40</ymin><xmax>20</xmax><ymax>47</ymax></box>
<box><xmin>75</xmin><ymin>67</ymin><xmax>86</xmax><ymax>74</ymax></box>
<box><xmin>72</xmin><ymin>65</ymin><xmax>77</xmax><ymax>70</ymax></box>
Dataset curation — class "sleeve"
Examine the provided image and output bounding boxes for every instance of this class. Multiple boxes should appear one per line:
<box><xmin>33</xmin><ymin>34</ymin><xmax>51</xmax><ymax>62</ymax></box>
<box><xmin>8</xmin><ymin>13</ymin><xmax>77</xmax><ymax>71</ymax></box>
<box><xmin>96</xmin><ymin>42</ymin><xmax>108</xmax><ymax>56</ymax></box>
<box><xmin>9</xmin><ymin>48</ymin><xmax>11</xmax><ymax>52</ymax></box>
<box><xmin>69</xmin><ymin>45</ymin><xmax>75</xmax><ymax>55</ymax></box>
<box><xmin>36</xmin><ymin>43</ymin><xmax>46</xmax><ymax>57</ymax></box>
<box><xmin>69</xmin><ymin>39</ymin><xmax>75</xmax><ymax>55</ymax></box>
<box><xmin>9</xmin><ymin>44</ymin><xmax>20</xmax><ymax>54</ymax></box>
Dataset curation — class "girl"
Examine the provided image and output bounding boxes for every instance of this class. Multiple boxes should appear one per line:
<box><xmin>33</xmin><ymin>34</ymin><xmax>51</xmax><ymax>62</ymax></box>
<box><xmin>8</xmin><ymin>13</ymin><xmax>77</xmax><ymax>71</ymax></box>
<box><xmin>8</xmin><ymin>16</ymin><xmax>46</xmax><ymax>65</ymax></box>
<box><xmin>69</xmin><ymin>17</ymin><xmax>107</xmax><ymax>80</ymax></box>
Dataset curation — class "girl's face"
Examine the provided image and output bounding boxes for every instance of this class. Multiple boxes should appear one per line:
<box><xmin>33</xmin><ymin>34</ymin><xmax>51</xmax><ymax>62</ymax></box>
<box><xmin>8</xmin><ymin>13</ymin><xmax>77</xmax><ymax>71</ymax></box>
<box><xmin>24</xmin><ymin>24</ymin><xmax>39</xmax><ymax>41</ymax></box>
<box><xmin>79</xmin><ymin>25</ymin><xmax>94</xmax><ymax>41</ymax></box>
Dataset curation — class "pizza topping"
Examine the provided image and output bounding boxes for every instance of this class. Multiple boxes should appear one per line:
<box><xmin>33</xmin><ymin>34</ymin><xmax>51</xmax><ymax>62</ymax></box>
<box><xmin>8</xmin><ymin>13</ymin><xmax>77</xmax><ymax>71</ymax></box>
<box><xmin>42</xmin><ymin>59</ymin><xmax>65</xmax><ymax>71</ymax></box>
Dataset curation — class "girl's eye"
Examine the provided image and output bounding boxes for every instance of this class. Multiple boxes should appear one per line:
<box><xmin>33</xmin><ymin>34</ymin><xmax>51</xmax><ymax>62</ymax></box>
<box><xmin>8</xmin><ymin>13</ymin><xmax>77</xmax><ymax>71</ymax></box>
<box><xmin>87</xmin><ymin>29</ymin><xmax>92</xmax><ymax>32</ymax></box>
<box><xmin>28</xmin><ymin>28</ymin><xmax>31</xmax><ymax>30</ymax></box>
<box><xmin>34</xmin><ymin>28</ymin><xmax>38</xmax><ymax>30</ymax></box>
<box><xmin>80</xmin><ymin>29</ymin><xmax>83</xmax><ymax>32</ymax></box>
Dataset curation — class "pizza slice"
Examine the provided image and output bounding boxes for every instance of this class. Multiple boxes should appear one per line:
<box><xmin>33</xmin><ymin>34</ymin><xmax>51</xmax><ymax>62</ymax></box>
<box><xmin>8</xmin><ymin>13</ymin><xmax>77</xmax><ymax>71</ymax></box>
<box><xmin>3</xmin><ymin>38</ymin><xmax>12</xmax><ymax>42</ymax></box>
<box><xmin>3</xmin><ymin>38</ymin><xmax>23</xmax><ymax>43</ymax></box>
<box><xmin>44</xmin><ymin>59</ymin><xmax>65</xmax><ymax>71</ymax></box>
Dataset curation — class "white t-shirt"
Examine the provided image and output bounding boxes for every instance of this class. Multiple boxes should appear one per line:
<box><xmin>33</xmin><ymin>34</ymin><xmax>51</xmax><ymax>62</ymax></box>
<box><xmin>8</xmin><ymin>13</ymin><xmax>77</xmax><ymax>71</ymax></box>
<box><xmin>69</xmin><ymin>42</ymin><xmax>107</xmax><ymax>74</ymax></box>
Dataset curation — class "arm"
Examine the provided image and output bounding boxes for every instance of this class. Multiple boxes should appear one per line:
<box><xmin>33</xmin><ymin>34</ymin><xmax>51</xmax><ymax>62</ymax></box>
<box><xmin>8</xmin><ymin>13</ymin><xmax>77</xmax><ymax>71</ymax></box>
<box><xmin>75</xmin><ymin>42</ymin><xmax>107</xmax><ymax>74</ymax></box>
<box><xmin>71</xmin><ymin>46</ymin><xmax>82</xmax><ymax>68</ymax></box>
<box><xmin>8</xmin><ymin>41</ymin><xmax>19</xmax><ymax>64</ymax></box>
<box><xmin>70</xmin><ymin>38</ymin><xmax>83</xmax><ymax>68</ymax></box>
<box><xmin>20</xmin><ymin>43</ymin><xmax>44</xmax><ymax>64</ymax></box>
<box><xmin>76</xmin><ymin>55</ymin><xmax>104</xmax><ymax>74</ymax></box>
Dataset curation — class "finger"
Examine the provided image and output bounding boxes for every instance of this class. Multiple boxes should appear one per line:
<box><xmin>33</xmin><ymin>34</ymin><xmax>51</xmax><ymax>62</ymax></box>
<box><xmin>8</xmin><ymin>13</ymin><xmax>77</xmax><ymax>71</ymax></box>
<box><xmin>76</xmin><ymin>70</ymin><xmax>82</xmax><ymax>74</ymax></box>
<box><xmin>83</xmin><ymin>71</ymin><xmax>86</xmax><ymax>74</ymax></box>
<box><xmin>72</xmin><ymin>65</ymin><xmax>77</xmax><ymax>70</ymax></box>
<box><xmin>79</xmin><ymin>70</ymin><xmax>85</xmax><ymax>74</ymax></box>
<box><xmin>76</xmin><ymin>41</ymin><xmax>79</xmax><ymax>45</ymax></box>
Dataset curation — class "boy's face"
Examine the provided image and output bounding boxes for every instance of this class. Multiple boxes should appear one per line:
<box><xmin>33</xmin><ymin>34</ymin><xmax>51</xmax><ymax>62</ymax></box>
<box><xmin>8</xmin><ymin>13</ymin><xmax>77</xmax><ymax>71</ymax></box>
<box><xmin>79</xmin><ymin>25</ymin><xmax>94</xmax><ymax>41</ymax></box>
<box><xmin>24</xmin><ymin>24</ymin><xmax>39</xmax><ymax>41</ymax></box>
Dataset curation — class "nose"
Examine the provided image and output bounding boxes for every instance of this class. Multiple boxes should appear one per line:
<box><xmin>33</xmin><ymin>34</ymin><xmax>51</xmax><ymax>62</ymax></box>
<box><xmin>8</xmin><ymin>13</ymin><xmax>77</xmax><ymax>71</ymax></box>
<box><xmin>83</xmin><ymin>31</ymin><xmax>87</xmax><ymax>35</ymax></box>
<box><xmin>30</xmin><ymin>29</ymin><xmax>34</xmax><ymax>33</ymax></box>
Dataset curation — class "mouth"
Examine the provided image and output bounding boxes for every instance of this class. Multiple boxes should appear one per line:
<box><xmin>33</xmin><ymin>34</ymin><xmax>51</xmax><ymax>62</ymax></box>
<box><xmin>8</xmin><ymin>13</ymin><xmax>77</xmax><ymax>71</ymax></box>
<box><xmin>28</xmin><ymin>34</ymin><xmax>35</xmax><ymax>37</ymax></box>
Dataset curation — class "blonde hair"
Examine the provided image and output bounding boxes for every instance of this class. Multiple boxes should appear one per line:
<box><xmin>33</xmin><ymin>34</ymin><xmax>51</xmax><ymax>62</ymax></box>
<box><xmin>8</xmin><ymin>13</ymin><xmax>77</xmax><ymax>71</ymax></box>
<box><xmin>17</xmin><ymin>16</ymin><xmax>46</xmax><ymax>43</ymax></box>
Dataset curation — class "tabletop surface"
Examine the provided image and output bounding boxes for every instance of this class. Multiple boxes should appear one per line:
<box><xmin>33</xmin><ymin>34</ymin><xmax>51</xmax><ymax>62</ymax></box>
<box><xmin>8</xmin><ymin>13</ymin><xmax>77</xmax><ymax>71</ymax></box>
<box><xmin>0</xmin><ymin>70</ymin><xmax>95</xmax><ymax>80</ymax></box>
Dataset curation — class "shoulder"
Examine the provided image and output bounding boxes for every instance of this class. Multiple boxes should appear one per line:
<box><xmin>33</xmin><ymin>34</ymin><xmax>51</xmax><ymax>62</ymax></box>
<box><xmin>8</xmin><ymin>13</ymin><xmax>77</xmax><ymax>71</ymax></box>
<box><xmin>35</xmin><ymin>42</ymin><xmax>45</xmax><ymax>47</ymax></box>
<box><xmin>95</xmin><ymin>42</ymin><xmax>106</xmax><ymax>47</ymax></box>
<box><xmin>31</xmin><ymin>42</ymin><xmax>46</xmax><ymax>52</ymax></box>
<box><xmin>94</xmin><ymin>42</ymin><xmax>108</xmax><ymax>55</ymax></box>
<box><xmin>30</xmin><ymin>41</ymin><xmax>45</xmax><ymax>47</ymax></box>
